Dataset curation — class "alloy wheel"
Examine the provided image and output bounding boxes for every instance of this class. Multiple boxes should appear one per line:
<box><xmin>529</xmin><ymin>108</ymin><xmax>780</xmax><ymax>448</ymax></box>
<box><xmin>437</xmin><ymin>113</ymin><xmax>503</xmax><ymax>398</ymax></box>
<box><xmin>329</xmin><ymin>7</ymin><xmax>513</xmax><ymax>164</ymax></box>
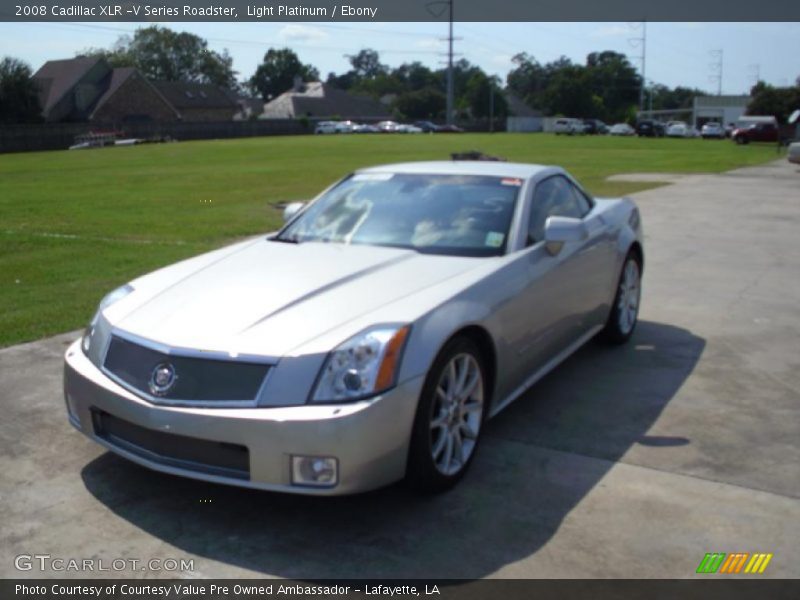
<box><xmin>429</xmin><ymin>353</ymin><xmax>484</xmax><ymax>476</ymax></box>
<box><xmin>617</xmin><ymin>259</ymin><xmax>641</xmax><ymax>335</ymax></box>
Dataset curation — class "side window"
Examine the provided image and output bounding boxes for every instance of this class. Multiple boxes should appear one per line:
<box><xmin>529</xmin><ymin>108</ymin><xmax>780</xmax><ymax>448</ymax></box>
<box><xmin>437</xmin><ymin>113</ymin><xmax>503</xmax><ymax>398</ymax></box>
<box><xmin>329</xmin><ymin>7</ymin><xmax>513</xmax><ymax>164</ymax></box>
<box><xmin>567</xmin><ymin>181</ymin><xmax>593</xmax><ymax>216</ymax></box>
<box><xmin>527</xmin><ymin>176</ymin><xmax>591</xmax><ymax>245</ymax></box>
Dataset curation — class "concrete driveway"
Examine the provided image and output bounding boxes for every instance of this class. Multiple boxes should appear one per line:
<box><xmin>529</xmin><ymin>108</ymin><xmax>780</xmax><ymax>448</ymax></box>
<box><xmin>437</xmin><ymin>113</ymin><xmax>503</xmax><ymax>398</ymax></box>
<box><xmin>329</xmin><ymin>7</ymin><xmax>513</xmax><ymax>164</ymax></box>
<box><xmin>1</xmin><ymin>159</ymin><xmax>798</xmax><ymax>579</ymax></box>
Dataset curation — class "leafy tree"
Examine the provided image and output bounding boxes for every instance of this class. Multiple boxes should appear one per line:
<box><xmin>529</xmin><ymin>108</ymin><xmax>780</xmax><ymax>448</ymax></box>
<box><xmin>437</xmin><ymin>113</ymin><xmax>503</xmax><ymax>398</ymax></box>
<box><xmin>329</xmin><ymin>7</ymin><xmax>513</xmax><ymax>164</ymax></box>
<box><xmin>506</xmin><ymin>53</ymin><xmax>548</xmax><ymax>108</ymax></box>
<box><xmin>747</xmin><ymin>81</ymin><xmax>800</xmax><ymax>123</ymax></box>
<box><xmin>347</xmin><ymin>49</ymin><xmax>387</xmax><ymax>80</ymax></box>
<box><xmin>433</xmin><ymin>58</ymin><xmax>484</xmax><ymax>102</ymax></box>
<box><xmin>648</xmin><ymin>84</ymin><xmax>706</xmax><ymax>111</ymax></box>
<box><xmin>392</xmin><ymin>62</ymin><xmax>438</xmax><ymax>92</ymax></box>
<box><xmin>351</xmin><ymin>72</ymin><xmax>404</xmax><ymax>98</ymax></box>
<box><xmin>327</xmin><ymin>52</ymin><xmax>507</xmax><ymax>124</ymax></box>
<box><xmin>0</xmin><ymin>57</ymin><xmax>41</xmax><ymax>124</ymax></box>
<box><xmin>508</xmin><ymin>52</ymin><xmax>638</xmax><ymax>121</ymax></box>
<box><xmin>585</xmin><ymin>51</ymin><xmax>640</xmax><ymax>122</ymax></box>
<box><xmin>328</xmin><ymin>49</ymin><xmax>390</xmax><ymax>94</ymax></box>
<box><xmin>249</xmin><ymin>48</ymin><xmax>319</xmax><ymax>101</ymax></box>
<box><xmin>326</xmin><ymin>70</ymin><xmax>357</xmax><ymax>91</ymax></box>
<box><xmin>80</xmin><ymin>26</ymin><xmax>238</xmax><ymax>89</ymax></box>
<box><xmin>393</xmin><ymin>88</ymin><xmax>446</xmax><ymax>119</ymax></box>
<box><xmin>464</xmin><ymin>72</ymin><xmax>508</xmax><ymax>119</ymax></box>
<box><xmin>541</xmin><ymin>65</ymin><xmax>601</xmax><ymax>118</ymax></box>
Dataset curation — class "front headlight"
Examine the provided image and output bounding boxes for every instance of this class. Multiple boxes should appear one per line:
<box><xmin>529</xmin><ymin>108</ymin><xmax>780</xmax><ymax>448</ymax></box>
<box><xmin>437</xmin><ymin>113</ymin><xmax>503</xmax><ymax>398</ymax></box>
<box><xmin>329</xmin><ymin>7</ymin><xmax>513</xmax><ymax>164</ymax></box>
<box><xmin>311</xmin><ymin>324</ymin><xmax>410</xmax><ymax>402</ymax></box>
<box><xmin>82</xmin><ymin>284</ymin><xmax>134</xmax><ymax>356</ymax></box>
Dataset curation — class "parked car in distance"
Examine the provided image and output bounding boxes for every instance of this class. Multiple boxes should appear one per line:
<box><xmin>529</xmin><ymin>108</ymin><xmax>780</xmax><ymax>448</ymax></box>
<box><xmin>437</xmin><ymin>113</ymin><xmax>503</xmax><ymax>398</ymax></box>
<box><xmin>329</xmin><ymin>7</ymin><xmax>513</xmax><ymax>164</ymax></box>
<box><xmin>788</xmin><ymin>142</ymin><xmax>800</xmax><ymax>164</ymax></box>
<box><xmin>700</xmin><ymin>122</ymin><xmax>725</xmax><ymax>139</ymax></box>
<box><xmin>437</xmin><ymin>124</ymin><xmax>464</xmax><ymax>133</ymax></box>
<box><xmin>352</xmin><ymin>123</ymin><xmax>379</xmax><ymax>134</ymax></box>
<box><xmin>414</xmin><ymin>121</ymin><xmax>441</xmax><ymax>133</ymax></box>
<box><xmin>396</xmin><ymin>124</ymin><xmax>424</xmax><ymax>134</ymax></box>
<box><xmin>554</xmin><ymin>118</ymin><xmax>586</xmax><ymax>135</ymax></box>
<box><xmin>732</xmin><ymin>122</ymin><xmax>779</xmax><ymax>144</ymax></box>
<box><xmin>334</xmin><ymin>121</ymin><xmax>357</xmax><ymax>134</ymax></box>
<box><xmin>636</xmin><ymin>120</ymin><xmax>666</xmax><ymax>137</ymax></box>
<box><xmin>314</xmin><ymin>121</ymin><xmax>339</xmax><ymax>135</ymax></box>
<box><xmin>666</xmin><ymin>121</ymin><xmax>690</xmax><ymax>138</ymax></box>
<box><xmin>609</xmin><ymin>123</ymin><xmax>635</xmax><ymax>136</ymax></box>
<box><xmin>583</xmin><ymin>119</ymin><xmax>609</xmax><ymax>135</ymax></box>
<box><xmin>65</xmin><ymin>160</ymin><xmax>644</xmax><ymax>495</ymax></box>
<box><xmin>377</xmin><ymin>120</ymin><xmax>401</xmax><ymax>133</ymax></box>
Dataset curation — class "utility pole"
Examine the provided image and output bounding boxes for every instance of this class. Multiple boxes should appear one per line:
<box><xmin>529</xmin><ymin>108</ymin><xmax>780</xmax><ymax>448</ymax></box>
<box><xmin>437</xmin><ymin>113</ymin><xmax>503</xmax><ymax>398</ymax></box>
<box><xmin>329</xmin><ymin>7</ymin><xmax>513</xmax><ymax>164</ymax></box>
<box><xmin>428</xmin><ymin>0</ymin><xmax>459</xmax><ymax>124</ymax></box>
<box><xmin>709</xmin><ymin>49</ymin><xmax>723</xmax><ymax>96</ymax></box>
<box><xmin>640</xmin><ymin>22</ymin><xmax>647</xmax><ymax>113</ymax></box>
<box><xmin>628</xmin><ymin>22</ymin><xmax>647</xmax><ymax>114</ymax></box>
<box><xmin>489</xmin><ymin>83</ymin><xmax>494</xmax><ymax>132</ymax></box>
<box><xmin>446</xmin><ymin>0</ymin><xmax>454</xmax><ymax>125</ymax></box>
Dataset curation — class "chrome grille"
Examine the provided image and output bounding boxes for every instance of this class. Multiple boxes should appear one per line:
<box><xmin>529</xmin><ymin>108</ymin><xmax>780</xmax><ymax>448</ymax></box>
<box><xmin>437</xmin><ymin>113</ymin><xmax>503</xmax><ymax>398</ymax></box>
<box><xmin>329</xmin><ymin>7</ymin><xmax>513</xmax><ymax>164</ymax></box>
<box><xmin>103</xmin><ymin>335</ymin><xmax>269</xmax><ymax>404</ymax></box>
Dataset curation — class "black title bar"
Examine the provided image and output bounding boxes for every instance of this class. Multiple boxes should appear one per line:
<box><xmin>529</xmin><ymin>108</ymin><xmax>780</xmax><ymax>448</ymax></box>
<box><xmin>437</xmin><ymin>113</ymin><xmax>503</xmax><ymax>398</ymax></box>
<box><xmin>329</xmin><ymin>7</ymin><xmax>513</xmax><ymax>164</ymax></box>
<box><xmin>3</xmin><ymin>579</ymin><xmax>800</xmax><ymax>600</ymax></box>
<box><xmin>2</xmin><ymin>0</ymin><xmax>800</xmax><ymax>22</ymax></box>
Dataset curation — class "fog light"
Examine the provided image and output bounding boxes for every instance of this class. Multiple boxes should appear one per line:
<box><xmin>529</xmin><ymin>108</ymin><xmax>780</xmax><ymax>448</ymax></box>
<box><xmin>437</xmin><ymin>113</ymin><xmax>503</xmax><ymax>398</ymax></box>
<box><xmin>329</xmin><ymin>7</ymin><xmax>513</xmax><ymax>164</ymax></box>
<box><xmin>291</xmin><ymin>455</ymin><xmax>338</xmax><ymax>487</ymax></box>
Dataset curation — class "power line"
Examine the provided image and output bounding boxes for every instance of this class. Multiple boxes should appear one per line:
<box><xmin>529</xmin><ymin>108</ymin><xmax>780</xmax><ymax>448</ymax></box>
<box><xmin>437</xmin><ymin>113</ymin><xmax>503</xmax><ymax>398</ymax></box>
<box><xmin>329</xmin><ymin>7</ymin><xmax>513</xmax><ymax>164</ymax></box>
<box><xmin>11</xmin><ymin>20</ymin><xmax>442</xmax><ymax>57</ymax></box>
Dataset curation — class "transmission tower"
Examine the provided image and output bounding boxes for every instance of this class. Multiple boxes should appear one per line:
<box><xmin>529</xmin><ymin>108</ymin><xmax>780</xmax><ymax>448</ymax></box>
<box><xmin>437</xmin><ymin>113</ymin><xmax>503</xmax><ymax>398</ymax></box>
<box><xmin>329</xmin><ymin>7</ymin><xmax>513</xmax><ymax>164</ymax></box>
<box><xmin>748</xmin><ymin>63</ymin><xmax>761</xmax><ymax>88</ymax></box>
<box><xmin>709</xmin><ymin>49</ymin><xmax>723</xmax><ymax>96</ymax></box>
<box><xmin>628</xmin><ymin>22</ymin><xmax>647</xmax><ymax>113</ymax></box>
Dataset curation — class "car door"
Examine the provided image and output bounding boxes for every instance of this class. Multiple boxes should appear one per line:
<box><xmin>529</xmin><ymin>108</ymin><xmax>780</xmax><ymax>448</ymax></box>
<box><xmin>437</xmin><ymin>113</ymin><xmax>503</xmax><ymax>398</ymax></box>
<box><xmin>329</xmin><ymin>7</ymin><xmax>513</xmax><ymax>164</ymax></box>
<box><xmin>515</xmin><ymin>176</ymin><xmax>613</xmax><ymax>371</ymax></box>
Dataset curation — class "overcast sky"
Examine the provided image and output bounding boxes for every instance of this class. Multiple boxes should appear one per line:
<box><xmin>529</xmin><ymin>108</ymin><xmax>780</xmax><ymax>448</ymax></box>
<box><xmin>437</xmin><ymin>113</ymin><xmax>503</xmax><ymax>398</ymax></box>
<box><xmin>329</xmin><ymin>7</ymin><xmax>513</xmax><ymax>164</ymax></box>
<box><xmin>1</xmin><ymin>21</ymin><xmax>798</xmax><ymax>94</ymax></box>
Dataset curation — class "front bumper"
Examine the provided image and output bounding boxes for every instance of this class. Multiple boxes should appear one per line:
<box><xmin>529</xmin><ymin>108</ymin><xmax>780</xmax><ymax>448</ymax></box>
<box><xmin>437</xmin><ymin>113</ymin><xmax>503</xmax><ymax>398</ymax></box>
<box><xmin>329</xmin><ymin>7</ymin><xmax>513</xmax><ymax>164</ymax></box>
<box><xmin>63</xmin><ymin>339</ymin><xmax>424</xmax><ymax>495</ymax></box>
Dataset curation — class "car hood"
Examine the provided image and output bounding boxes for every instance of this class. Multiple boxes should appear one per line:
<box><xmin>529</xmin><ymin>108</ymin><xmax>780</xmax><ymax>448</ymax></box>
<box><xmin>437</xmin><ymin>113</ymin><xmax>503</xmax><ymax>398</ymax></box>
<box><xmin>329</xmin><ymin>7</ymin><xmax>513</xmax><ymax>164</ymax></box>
<box><xmin>112</xmin><ymin>239</ymin><xmax>483</xmax><ymax>356</ymax></box>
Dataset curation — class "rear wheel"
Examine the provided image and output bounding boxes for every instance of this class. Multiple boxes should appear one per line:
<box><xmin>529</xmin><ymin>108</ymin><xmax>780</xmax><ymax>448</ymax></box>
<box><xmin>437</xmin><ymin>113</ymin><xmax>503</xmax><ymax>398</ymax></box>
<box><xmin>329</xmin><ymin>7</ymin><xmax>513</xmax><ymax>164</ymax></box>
<box><xmin>601</xmin><ymin>253</ymin><xmax>641</xmax><ymax>344</ymax></box>
<box><xmin>406</xmin><ymin>337</ymin><xmax>487</xmax><ymax>492</ymax></box>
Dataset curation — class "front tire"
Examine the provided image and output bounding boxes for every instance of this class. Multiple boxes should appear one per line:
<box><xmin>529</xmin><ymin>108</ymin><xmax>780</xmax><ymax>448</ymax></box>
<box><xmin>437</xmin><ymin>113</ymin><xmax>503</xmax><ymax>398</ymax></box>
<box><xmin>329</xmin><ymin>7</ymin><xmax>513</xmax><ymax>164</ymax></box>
<box><xmin>406</xmin><ymin>337</ymin><xmax>487</xmax><ymax>493</ymax></box>
<box><xmin>601</xmin><ymin>253</ymin><xmax>642</xmax><ymax>344</ymax></box>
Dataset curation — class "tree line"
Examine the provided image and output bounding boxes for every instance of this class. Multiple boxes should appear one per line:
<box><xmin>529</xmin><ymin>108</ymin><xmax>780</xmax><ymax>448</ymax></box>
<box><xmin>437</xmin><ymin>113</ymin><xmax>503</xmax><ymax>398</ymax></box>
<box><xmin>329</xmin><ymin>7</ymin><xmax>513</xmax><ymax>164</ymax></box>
<box><xmin>1</xmin><ymin>25</ymin><xmax>798</xmax><ymax>126</ymax></box>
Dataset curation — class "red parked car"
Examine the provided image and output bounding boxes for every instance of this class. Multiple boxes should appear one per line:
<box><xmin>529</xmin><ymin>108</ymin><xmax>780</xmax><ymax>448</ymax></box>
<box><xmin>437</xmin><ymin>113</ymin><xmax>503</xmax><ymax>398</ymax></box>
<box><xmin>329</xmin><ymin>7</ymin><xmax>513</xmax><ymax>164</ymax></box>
<box><xmin>732</xmin><ymin>122</ymin><xmax>779</xmax><ymax>144</ymax></box>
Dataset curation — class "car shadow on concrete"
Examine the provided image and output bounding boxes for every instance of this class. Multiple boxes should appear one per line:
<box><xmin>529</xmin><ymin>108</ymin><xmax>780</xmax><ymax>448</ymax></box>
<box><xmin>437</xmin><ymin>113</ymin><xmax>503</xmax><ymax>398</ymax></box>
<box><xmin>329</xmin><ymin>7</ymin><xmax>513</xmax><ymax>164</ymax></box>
<box><xmin>80</xmin><ymin>320</ymin><xmax>704</xmax><ymax>579</ymax></box>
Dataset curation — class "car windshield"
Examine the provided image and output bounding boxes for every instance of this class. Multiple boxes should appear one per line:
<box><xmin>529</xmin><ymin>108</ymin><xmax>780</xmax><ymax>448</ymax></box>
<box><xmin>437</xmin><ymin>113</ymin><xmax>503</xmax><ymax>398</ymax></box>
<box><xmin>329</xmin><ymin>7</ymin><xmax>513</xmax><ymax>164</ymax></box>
<box><xmin>275</xmin><ymin>172</ymin><xmax>522</xmax><ymax>257</ymax></box>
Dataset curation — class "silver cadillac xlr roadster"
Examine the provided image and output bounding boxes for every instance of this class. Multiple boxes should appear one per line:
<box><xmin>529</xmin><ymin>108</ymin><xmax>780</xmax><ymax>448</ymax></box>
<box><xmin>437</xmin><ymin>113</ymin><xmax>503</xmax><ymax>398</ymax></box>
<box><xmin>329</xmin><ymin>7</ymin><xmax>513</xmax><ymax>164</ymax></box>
<box><xmin>64</xmin><ymin>161</ymin><xmax>643</xmax><ymax>494</ymax></box>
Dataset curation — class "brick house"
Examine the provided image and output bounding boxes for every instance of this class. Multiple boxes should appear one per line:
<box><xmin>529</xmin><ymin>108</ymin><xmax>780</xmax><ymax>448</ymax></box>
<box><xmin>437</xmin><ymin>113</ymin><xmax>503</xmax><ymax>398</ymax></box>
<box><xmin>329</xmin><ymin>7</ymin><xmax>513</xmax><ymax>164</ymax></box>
<box><xmin>90</xmin><ymin>68</ymin><xmax>179</xmax><ymax>122</ymax></box>
<box><xmin>151</xmin><ymin>81</ymin><xmax>238</xmax><ymax>122</ymax></box>
<box><xmin>32</xmin><ymin>57</ymin><xmax>236</xmax><ymax>123</ymax></box>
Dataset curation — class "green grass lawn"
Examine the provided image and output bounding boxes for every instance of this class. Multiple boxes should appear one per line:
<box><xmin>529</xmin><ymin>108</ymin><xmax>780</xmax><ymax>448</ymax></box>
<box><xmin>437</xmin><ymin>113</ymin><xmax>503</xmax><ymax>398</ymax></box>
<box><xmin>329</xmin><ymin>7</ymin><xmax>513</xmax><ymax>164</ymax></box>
<box><xmin>0</xmin><ymin>133</ymin><xmax>779</xmax><ymax>347</ymax></box>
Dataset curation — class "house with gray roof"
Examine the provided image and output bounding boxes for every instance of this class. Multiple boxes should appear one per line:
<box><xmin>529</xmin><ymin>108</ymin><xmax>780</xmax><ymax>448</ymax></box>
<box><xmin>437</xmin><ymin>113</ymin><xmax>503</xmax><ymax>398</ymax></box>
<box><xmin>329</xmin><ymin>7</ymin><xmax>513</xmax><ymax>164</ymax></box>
<box><xmin>505</xmin><ymin>91</ymin><xmax>544</xmax><ymax>132</ymax></box>
<box><xmin>259</xmin><ymin>80</ymin><xmax>390</xmax><ymax>120</ymax></box>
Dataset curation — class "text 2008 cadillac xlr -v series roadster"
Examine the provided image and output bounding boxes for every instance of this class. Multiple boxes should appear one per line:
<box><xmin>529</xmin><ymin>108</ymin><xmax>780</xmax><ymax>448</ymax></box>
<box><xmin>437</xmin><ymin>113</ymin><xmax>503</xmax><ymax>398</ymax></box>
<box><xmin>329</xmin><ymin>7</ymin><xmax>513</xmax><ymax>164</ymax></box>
<box><xmin>64</xmin><ymin>161</ymin><xmax>643</xmax><ymax>494</ymax></box>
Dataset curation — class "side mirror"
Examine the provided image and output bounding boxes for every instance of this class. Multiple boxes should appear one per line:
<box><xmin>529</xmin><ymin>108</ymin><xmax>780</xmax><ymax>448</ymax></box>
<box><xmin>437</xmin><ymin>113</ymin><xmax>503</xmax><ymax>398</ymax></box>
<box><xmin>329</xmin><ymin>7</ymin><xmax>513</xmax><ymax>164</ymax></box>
<box><xmin>282</xmin><ymin>201</ymin><xmax>305</xmax><ymax>222</ymax></box>
<box><xmin>544</xmin><ymin>216</ymin><xmax>587</xmax><ymax>255</ymax></box>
